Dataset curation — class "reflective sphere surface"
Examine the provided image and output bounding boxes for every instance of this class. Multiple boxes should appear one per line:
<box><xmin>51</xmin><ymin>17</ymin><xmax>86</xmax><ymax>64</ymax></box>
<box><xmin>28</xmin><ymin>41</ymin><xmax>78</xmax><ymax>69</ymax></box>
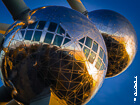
<box><xmin>0</xmin><ymin>6</ymin><xmax>108</xmax><ymax>105</ymax></box>
<box><xmin>89</xmin><ymin>9</ymin><xmax>137</xmax><ymax>78</ymax></box>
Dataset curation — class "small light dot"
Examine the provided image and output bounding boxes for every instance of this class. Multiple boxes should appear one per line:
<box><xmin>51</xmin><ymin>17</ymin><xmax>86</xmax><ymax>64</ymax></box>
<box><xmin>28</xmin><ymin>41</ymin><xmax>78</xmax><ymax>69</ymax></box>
<box><xmin>134</xmin><ymin>98</ymin><xmax>136</xmax><ymax>101</ymax></box>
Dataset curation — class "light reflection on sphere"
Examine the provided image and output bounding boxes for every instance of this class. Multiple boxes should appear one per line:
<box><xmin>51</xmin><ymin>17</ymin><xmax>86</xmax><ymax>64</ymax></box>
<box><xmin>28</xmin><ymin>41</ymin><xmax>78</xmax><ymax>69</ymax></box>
<box><xmin>0</xmin><ymin>6</ymin><xmax>108</xmax><ymax>105</ymax></box>
<box><xmin>89</xmin><ymin>9</ymin><xmax>137</xmax><ymax>78</ymax></box>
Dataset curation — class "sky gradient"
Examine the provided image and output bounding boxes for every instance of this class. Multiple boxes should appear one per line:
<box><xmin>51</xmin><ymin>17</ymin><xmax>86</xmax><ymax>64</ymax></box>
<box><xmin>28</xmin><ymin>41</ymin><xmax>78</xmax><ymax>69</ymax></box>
<box><xmin>0</xmin><ymin>0</ymin><xmax>140</xmax><ymax>105</ymax></box>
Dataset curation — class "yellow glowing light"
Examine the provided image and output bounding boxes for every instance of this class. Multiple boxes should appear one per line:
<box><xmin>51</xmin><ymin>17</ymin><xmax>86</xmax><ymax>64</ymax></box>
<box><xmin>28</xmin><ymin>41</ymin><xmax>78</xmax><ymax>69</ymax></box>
<box><xmin>77</xmin><ymin>0</ymin><xmax>82</xmax><ymax>3</ymax></box>
<box><xmin>42</xmin><ymin>7</ymin><xmax>46</xmax><ymax>9</ymax></box>
<box><xmin>0</xmin><ymin>30</ymin><xmax>6</xmax><ymax>34</ymax></box>
<box><xmin>49</xmin><ymin>93</ymin><xmax>67</xmax><ymax>105</ymax></box>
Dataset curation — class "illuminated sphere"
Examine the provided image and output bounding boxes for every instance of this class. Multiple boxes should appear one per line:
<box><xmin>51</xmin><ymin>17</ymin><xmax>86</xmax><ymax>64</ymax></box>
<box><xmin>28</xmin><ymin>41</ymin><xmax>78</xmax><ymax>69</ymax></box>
<box><xmin>88</xmin><ymin>9</ymin><xmax>137</xmax><ymax>78</ymax></box>
<box><xmin>0</xmin><ymin>6</ymin><xmax>108</xmax><ymax>105</ymax></box>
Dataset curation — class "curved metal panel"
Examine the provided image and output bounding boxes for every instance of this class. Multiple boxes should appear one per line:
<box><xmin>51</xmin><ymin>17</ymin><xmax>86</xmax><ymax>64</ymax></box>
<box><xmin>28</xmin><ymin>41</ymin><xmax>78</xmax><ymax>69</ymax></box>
<box><xmin>0</xmin><ymin>6</ymin><xmax>108</xmax><ymax>105</ymax></box>
<box><xmin>89</xmin><ymin>9</ymin><xmax>137</xmax><ymax>78</ymax></box>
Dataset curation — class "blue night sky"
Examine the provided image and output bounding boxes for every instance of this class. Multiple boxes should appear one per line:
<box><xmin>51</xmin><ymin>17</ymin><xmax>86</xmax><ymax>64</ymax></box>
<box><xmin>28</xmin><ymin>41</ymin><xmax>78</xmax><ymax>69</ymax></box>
<box><xmin>0</xmin><ymin>0</ymin><xmax>140</xmax><ymax>105</ymax></box>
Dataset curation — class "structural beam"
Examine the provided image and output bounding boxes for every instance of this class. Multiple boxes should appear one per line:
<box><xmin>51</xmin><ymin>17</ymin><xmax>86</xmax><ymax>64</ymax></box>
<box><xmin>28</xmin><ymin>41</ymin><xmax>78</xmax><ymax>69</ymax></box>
<box><xmin>0</xmin><ymin>23</ymin><xmax>10</xmax><ymax>34</ymax></box>
<box><xmin>7</xmin><ymin>100</ymin><xmax>19</xmax><ymax>105</ymax></box>
<box><xmin>0</xmin><ymin>23</ymin><xmax>10</xmax><ymax>50</ymax></box>
<box><xmin>0</xmin><ymin>34</ymin><xmax>4</xmax><ymax>50</ymax></box>
<box><xmin>2</xmin><ymin>0</ymin><xmax>30</xmax><ymax>21</ymax></box>
<box><xmin>67</xmin><ymin>0</ymin><xmax>88</xmax><ymax>16</ymax></box>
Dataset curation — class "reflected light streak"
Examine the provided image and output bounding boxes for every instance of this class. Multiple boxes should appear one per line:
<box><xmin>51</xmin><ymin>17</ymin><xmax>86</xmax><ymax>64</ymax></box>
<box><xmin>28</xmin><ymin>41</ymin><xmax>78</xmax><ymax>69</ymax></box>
<box><xmin>125</xmin><ymin>36</ymin><xmax>135</xmax><ymax>59</ymax></box>
<box><xmin>85</xmin><ymin>61</ymin><xmax>99</xmax><ymax>81</ymax></box>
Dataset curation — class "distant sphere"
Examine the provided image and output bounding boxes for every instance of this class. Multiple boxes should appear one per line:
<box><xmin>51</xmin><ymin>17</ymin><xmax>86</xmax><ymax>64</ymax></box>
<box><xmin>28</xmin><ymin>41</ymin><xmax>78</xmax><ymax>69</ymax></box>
<box><xmin>0</xmin><ymin>6</ymin><xmax>107</xmax><ymax>104</ymax></box>
<box><xmin>89</xmin><ymin>9</ymin><xmax>137</xmax><ymax>78</ymax></box>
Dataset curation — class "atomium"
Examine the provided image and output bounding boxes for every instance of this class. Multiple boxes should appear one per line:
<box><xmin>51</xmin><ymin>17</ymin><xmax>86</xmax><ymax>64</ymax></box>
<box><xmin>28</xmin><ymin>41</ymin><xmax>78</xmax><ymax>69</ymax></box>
<box><xmin>0</xmin><ymin>6</ymin><xmax>108</xmax><ymax>105</ymax></box>
<box><xmin>88</xmin><ymin>9</ymin><xmax>137</xmax><ymax>78</ymax></box>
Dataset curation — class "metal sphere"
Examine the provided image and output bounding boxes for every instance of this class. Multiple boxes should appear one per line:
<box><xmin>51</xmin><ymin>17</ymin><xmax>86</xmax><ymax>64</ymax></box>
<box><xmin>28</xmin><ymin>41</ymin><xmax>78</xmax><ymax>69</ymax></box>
<box><xmin>88</xmin><ymin>9</ymin><xmax>137</xmax><ymax>78</ymax></box>
<box><xmin>0</xmin><ymin>6</ymin><xmax>108</xmax><ymax>105</ymax></box>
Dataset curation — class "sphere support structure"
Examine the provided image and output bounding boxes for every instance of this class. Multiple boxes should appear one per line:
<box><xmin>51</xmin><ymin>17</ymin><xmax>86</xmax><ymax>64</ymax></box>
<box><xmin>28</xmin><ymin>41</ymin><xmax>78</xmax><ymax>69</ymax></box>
<box><xmin>2</xmin><ymin>0</ymin><xmax>30</xmax><ymax>21</ymax></box>
<box><xmin>67</xmin><ymin>0</ymin><xmax>88</xmax><ymax>16</ymax></box>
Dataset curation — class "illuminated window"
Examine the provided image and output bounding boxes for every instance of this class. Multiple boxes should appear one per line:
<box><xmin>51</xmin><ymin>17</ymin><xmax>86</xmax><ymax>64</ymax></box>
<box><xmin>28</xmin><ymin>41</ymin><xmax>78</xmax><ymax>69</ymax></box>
<box><xmin>48</xmin><ymin>22</ymin><xmax>57</xmax><ymax>32</ymax></box>
<box><xmin>66</xmin><ymin>33</ymin><xmax>71</xmax><ymax>38</ymax></box>
<box><xmin>79</xmin><ymin>43</ymin><xmax>83</xmax><ymax>48</ymax></box>
<box><xmin>44</xmin><ymin>33</ymin><xmax>54</xmax><ymax>44</ymax></box>
<box><xmin>33</xmin><ymin>31</ymin><xmax>42</xmax><ymax>41</ymax></box>
<box><xmin>57</xmin><ymin>25</ymin><xmax>65</xmax><ymax>35</ymax></box>
<box><xmin>103</xmin><ymin>52</ymin><xmax>106</xmax><ymax>63</ymax></box>
<box><xmin>83</xmin><ymin>47</ymin><xmax>90</xmax><ymax>58</ymax></box>
<box><xmin>22</xmin><ymin>25</ymin><xmax>27</xmax><ymax>29</ymax></box>
<box><xmin>53</xmin><ymin>35</ymin><xmax>63</xmax><ymax>46</ymax></box>
<box><xmin>99</xmin><ymin>47</ymin><xmax>104</xmax><ymax>59</ymax></box>
<box><xmin>25</xmin><ymin>30</ymin><xmax>33</xmax><ymax>40</ymax></box>
<box><xmin>79</xmin><ymin>37</ymin><xmax>85</xmax><ymax>43</ymax></box>
<box><xmin>88</xmin><ymin>51</ymin><xmax>96</xmax><ymax>64</ymax></box>
<box><xmin>37</xmin><ymin>21</ymin><xmax>46</xmax><ymax>29</ymax></box>
<box><xmin>85</xmin><ymin>37</ymin><xmax>92</xmax><ymax>48</ymax></box>
<box><xmin>92</xmin><ymin>41</ymin><xmax>98</xmax><ymax>53</ymax></box>
<box><xmin>20</xmin><ymin>30</ymin><xmax>25</xmax><ymax>37</ymax></box>
<box><xmin>104</xmin><ymin>66</ymin><xmax>106</xmax><ymax>70</ymax></box>
<box><xmin>95</xmin><ymin>58</ymin><xmax>101</xmax><ymax>69</ymax></box>
<box><xmin>63</xmin><ymin>38</ymin><xmax>71</xmax><ymax>45</ymax></box>
<box><xmin>28</xmin><ymin>21</ymin><xmax>37</xmax><ymax>29</ymax></box>
<box><xmin>100</xmin><ymin>62</ymin><xmax>104</xmax><ymax>70</ymax></box>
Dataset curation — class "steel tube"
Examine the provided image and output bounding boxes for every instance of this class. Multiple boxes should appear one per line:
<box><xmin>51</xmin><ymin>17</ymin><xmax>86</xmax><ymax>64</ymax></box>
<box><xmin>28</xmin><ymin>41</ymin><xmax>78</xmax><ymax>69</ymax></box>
<box><xmin>2</xmin><ymin>0</ymin><xmax>30</xmax><ymax>21</ymax></box>
<box><xmin>67</xmin><ymin>0</ymin><xmax>88</xmax><ymax>16</ymax></box>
